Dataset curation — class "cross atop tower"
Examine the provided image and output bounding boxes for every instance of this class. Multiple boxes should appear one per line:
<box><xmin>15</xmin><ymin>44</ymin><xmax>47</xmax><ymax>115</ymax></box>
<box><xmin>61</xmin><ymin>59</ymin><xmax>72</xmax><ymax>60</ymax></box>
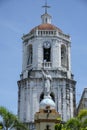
<box><xmin>42</xmin><ymin>0</ymin><xmax>50</xmax><ymax>14</ymax></box>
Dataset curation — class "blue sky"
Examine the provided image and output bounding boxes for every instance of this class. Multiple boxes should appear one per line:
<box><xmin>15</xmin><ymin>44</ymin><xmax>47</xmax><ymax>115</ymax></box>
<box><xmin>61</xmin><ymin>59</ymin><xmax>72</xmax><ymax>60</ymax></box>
<box><xmin>0</xmin><ymin>0</ymin><xmax>87</xmax><ymax>114</ymax></box>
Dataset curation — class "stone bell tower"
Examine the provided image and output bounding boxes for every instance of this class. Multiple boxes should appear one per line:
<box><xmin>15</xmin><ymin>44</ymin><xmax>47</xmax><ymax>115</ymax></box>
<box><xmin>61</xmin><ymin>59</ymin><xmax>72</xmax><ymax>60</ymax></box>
<box><xmin>17</xmin><ymin>2</ymin><xmax>76</xmax><ymax>129</ymax></box>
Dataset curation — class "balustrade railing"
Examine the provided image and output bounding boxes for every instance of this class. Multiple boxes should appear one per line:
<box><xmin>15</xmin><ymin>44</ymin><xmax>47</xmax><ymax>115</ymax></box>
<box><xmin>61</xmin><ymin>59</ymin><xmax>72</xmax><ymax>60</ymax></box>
<box><xmin>42</xmin><ymin>62</ymin><xmax>52</xmax><ymax>68</ymax></box>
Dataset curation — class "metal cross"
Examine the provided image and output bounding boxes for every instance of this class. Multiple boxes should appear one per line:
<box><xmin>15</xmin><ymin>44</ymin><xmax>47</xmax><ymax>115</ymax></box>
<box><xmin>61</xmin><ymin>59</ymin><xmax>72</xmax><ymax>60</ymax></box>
<box><xmin>42</xmin><ymin>0</ymin><xmax>50</xmax><ymax>13</ymax></box>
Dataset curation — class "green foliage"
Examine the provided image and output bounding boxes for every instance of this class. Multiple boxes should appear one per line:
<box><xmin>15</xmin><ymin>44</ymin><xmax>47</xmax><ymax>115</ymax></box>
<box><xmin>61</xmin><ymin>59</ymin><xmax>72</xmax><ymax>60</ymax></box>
<box><xmin>82</xmin><ymin>119</ymin><xmax>87</xmax><ymax>128</ymax></box>
<box><xmin>0</xmin><ymin>106</ymin><xmax>28</xmax><ymax>130</ymax></box>
<box><xmin>55</xmin><ymin>121</ymin><xmax>67</xmax><ymax>130</ymax></box>
<box><xmin>66</xmin><ymin>118</ymin><xmax>80</xmax><ymax>130</ymax></box>
<box><xmin>54</xmin><ymin>109</ymin><xmax>87</xmax><ymax>130</ymax></box>
<box><xmin>78</xmin><ymin>109</ymin><xmax>87</xmax><ymax>120</ymax></box>
<box><xmin>63</xmin><ymin>109</ymin><xmax>87</xmax><ymax>130</ymax></box>
<box><xmin>0</xmin><ymin>122</ymin><xmax>3</xmax><ymax>129</ymax></box>
<box><xmin>55</xmin><ymin>124</ymin><xmax>62</xmax><ymax>130</ymax></box>
<box><xmin>57</xmin><ymin>117</ymin><xmax>61</xmax><ymax>121</ymax></box>
<box><xmin>78</xmin><ymin>109</ymin><xmax>87</xmax><ymax>129</ymax></box>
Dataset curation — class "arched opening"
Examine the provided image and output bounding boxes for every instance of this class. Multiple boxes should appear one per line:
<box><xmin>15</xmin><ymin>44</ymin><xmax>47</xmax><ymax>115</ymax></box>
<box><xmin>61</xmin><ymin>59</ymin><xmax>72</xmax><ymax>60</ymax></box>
<box><xmin>43</xmin><ymin>41</ymin><xmax>51</xmax><ymax>63</ymax></box>
<box><xmin>44</xmin><ymin>47</ymin><xmax>51</xmax><ymax>62</ymax></box>
<box><xmin>61</xmin><ymin>45</ymin><xmax>67</xmax><ymax>68</ymax></box>
<box><xmin>27</xmin><ymin>44</ymin><xmax>33</xmax><ymax>65</ymax></box>
<box><xmin>39</xmin><ymin>92</ymin><xmax>44</xmax><ymax>102</ymax></box>
<box><xmin>50</xmin><ymin>92</ymin><xmax>55</xmax><ymax>102</ymax></box>
<box><xmin>39</xmin><ymin>92</ymin><xmax>55</xmax><ymax>102</ymax></box>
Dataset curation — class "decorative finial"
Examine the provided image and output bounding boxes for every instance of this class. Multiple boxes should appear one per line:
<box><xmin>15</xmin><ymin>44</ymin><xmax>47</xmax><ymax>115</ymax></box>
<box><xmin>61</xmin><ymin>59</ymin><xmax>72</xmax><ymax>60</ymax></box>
<box><xmin>42</xmin><ymin>0</ymin><xmax>50</xmax><ymax>14</ymax></box>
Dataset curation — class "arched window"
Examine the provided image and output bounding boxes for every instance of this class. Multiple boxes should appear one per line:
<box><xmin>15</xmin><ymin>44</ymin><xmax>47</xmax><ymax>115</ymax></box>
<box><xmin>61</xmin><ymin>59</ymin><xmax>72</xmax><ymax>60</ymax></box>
<box><xmin>40</xmin><ymin>92</ymin><xmax>44</xmax><ymax>102</ymax></box>
<box><xmin>43</xmin><ymin>41</ymin><xmax>51</xmax><ymax>62</ymax></box>
<box><xmin>61</xmin><ymin>45</ymin><xmax>67</xmax><ymax>67</ymax></box>
<box><xmin>39</xmin><ymin>92</ymin><xmax>55</xmax><ymax>102</ymax></box>
<box><xmin>50</xmin><ymin>92</ymin><xmax>55</xmax><ymax>102</ymax></box>
<box><xmin>43</xmin><ymin>48</ymin><xmax>51</xmax><ymax>62</ymax></box>
<box><xmin>27</xmin><ymin>44</ymin><xmax>32</xmax><ymax>65</ymax></box>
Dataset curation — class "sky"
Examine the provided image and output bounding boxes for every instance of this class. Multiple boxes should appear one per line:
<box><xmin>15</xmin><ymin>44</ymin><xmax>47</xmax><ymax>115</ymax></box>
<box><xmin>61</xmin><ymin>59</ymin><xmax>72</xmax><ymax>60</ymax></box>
<box><xmin>0</xmin><ymin>0</ymin><xmax>87</xmax><ymax>114</ymax></box>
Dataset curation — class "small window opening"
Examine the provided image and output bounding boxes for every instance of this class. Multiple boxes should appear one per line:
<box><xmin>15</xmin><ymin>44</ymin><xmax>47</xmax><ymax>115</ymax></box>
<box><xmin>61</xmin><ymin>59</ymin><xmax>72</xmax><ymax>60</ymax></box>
<box><xmin>61</xmin><ymin>45</ymin><xmax>67</xmax><ymax>67</ymax></box>
<box><xmin>45</xmin><ymin>17</ymin><xmax>47</xmax><ymax>23</ymax></box>
<box><xmin>44</xmin><ymin>48</ymin><xmax>51</xmax><ymax>62</ymax></box>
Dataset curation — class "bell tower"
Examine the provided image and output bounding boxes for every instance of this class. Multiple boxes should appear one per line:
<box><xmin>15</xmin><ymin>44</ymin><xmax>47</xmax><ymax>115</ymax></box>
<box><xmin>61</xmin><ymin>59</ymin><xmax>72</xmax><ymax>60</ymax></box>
<box><xmin>17</xmin><ymin>2</ymin><xmax>76</xmax><ymax>130</ymax></box>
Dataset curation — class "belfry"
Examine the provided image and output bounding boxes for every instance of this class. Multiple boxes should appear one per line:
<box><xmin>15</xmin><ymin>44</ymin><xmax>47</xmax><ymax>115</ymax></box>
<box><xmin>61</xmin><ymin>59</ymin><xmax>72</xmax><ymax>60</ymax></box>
<box><xmin>17</xmin><ymin>2</ymin><xmax>76</xmax><ymax>130</ymax></box>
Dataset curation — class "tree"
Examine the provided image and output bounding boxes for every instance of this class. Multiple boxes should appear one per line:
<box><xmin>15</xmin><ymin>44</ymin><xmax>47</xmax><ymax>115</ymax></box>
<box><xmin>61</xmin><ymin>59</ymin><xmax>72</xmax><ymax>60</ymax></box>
<box><xmin>0</xmin><ymin>122</ymin><xmax>3</xmax><ymax>129</ymax></box>
<box><xmin>0</xmin><ymin>106</ymin><xmax>28</xmax><ymax>130</ymax></box>
<box><xmin>55</xmin><ymin>117</ymin><xmax>67</xmax><ymax>130</ymax></box>
<box><xmin>78</xmin><ymin>109</ymin><xmax>87</xmax><ymax>130</ymax></box>
<box><xmin>55</xmin><ymin>109</ymin><xmax>87</xmax><ymax>130</ymax></box>
<box><xmin>55</xmin><ymin>123</ymin><xmax>62</xmax><ymax>130</ymax></box>
<box><xmin>66</xmin><ymin>118</ymin><xmax>80</xmax><ymax>130</ymax></box>
<box><xmin>65</xmin><ymin>109</ymin><xmax>87</xmax><ymax>130</ymax></box>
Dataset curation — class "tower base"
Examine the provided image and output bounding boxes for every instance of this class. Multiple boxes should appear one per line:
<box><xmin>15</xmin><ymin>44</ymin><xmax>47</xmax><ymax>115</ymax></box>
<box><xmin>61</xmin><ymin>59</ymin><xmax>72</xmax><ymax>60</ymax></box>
<box><xmin>35</xmin><ymin>106</ymin><xmax>61</xmax><ymax>130</ymax></box>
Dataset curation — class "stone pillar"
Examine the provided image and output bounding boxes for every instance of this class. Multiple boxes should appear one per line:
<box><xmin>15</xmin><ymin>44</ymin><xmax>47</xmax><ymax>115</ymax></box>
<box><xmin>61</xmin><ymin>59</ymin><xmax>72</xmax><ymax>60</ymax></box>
<box><xmin>67</xmin><ymin>44</ymin><xmax>71</xmax><ymax>79</ymax></box>
<box><xmin>58</xmin><ymin>42</ymin><xmax>61</xmax><ymax>68</ymax></box>
<box><xmin>68</xmin><ymin>44</ymin><xmax>71</xmax><ymax>71</ymax></box>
